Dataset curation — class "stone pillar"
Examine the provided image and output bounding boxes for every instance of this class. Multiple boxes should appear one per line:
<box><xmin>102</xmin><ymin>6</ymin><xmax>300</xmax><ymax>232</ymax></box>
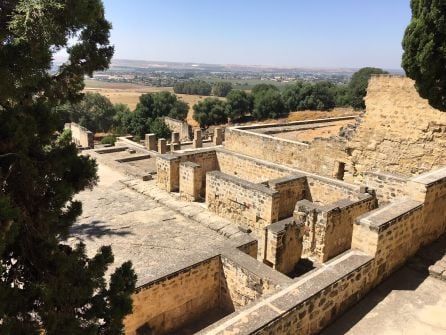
<box><xmin>170</xmin><ymin>142</ymin><xmax>181</xmax><ymax>152</ymax></box>
<box><xmin>193</xmin><ymin>129</ymin><xmax>202</xmax><ymax>148</ymax></box>
<box><xmin>179</xmin><ymin>162</ymin><xmax>202</xmax><ymax>201</ymax></box>
<box><xmin>87</xmin><ymin>131</ymin><xmax>94</xmax><ymax>149</ymax></box>
<box><xmin>170</xmin><ymin>131</ymin><xmax>181</xmax><ymax>151</ymax></box>
<box><xmin>145</xmin><ymin>133</ymin><xmax>157</xmax><ymax>151</ymax></box>
<box><xmin>213</xmin><ymin>127</ymin><xmax>223</xmax><ymax>145</ymax></box>
<box><xmin>171</xmin><ymin>132</ymin><xmax>180</xmax><ymax>144</ymax></box>
<box><xmin>158</xmin><ymin>138</ymin><xmax>167</xmax><ymax>154</ymax></box>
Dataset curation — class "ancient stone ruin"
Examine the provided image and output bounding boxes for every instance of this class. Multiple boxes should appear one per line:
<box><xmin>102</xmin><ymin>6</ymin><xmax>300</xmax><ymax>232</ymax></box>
<box><xmin>73</xmin><ymin>75</ymin><xmax>446</xmax><ymax>335</ymax></box>
<box><xmin>65</xmin><ymin>122</ymin><xmax>94</xmax><ymax>149</ymax></box>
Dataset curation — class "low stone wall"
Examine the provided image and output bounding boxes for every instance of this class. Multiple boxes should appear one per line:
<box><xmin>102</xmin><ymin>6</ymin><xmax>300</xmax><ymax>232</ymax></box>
<box><xmin>206</xmin><ymin>171</ymin><xmax>280</xmax><ymax>233</ymax></box>
<box><xmin>124</xmin><ymin>256</ymin><xmax>221</xmax><ymax>335</ymax></box>
<box><xmin>407</xmin><ymin>168</ymin><xmax>446</xmax><ymax>245</ymax></box>
<box><xmin>64</xmin><ymin>122</ymin><xmax>94</xmax><ymax>149</ymax></box>
<box><xmin>224</xmin><ymin>123</ymin><xmax>349</xmax><ymax>179</ymax></box>
<box><xmin>124</xmin><ymin>248</ymin><xmax>292</xmax><ymax>335</ymax></box>
<box><xmin>115</xmin><ymin>154</ymin><xmax>151</xmax><ymax>163</ymax></box>
<box><xmin>306</xmin><ymin>176</ymin><xmax>363</xmax><ymax>204</ymax></box>
<box><xmin>163</xmin><ymin>116</ymin><xmax>192</xmax><ymax>141</ymax></box>
<box><xmin>220</xmin><ymin>251</ymin><xmax>287</xmax><ymax>311</ymax></box>
<box><xmin>216</xmin><ymin>150</ymin><xmax>291</xmax><ymax>183</ymax></box>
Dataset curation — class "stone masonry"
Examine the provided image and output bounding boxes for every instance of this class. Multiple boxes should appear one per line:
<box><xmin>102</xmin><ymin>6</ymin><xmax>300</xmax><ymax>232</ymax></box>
<box><xmin>73</xmin><ymin>75</ymin><xmax>446</xmax><ymax>335</ymax></box>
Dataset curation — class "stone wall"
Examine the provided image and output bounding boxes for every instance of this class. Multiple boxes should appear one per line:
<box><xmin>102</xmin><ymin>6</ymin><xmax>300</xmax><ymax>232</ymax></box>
<box><xmin>406</xmin><ymin>168</ymin><xmax>446</xmax><ymax>245</ymax></box>
<box><xmin>200</xmin><ymin>169</ymin><xmax>446</xmax><ymax>335</ymax></box>
<box><xmin>163</xmin><ymin>116</ymin><xmax>192</xmax><ymax>141</ymax></box>
<box><xmin>64</xmin><ymin>122</ymin><xmax>94</xmax><ymax>149</ymax></box>
<box><xmin>124</xmin><ymin>248</ymin><xmax>292</xmax><ymax>335</ymax></box>
<box><xmin>297</xmin><ymin>194</ymin><xmax>377</xmax><ymax>263</ymax></box>
<box><xmin>306</xmin><ymin>176</ymin><xmax>364</xmax><ymax>204</ymax></box>
<box><xmin>264</xmin><ymin>218</ymin><xmax>303</xmax><ymax>274</ymax></box>
<box><xmin>347</xmin><ymin>75</ymin><xmax>446</xmax><ymax>181</ymax></box>
<box><xmin>216</xmin><ymin>150</ymin><xmax>291</xmax><ymax>183</ymax></box>
<box><xmin>179</xmin><ymin>162</ymin><xmax>203</xmax><ymax>201</ymax></box>
<box><xmin>156</xmin><ymin>149</ymin><xmax>218</xmax><ymax>192</ymax></box>
<box><xmin>124</xmin><ymin>256</ymin><xmax>221</xmax><ymax>335</ymax></box>
<box><xmin>224</xmin><ymin>126</ymin><xmax>349</xmax><ymax>179</ymax></box>
<box><xmin>206</xmin><ymin>171</ymin><xmax>280</xmax><ymax>233</ymax></box>
<box><xmin>364</xmin><ymin>171</ymin><xmax>409</xmax><ymax>203</ymax></box>
<box><xmin>268</xmin><ymin>176</ymin><xmax>307</xmax><ymax>220</ymax></box>
<box><xmin>220</xmin><ymin>251</ymin><xmax>284</xmax><ymax>310</ymax></box>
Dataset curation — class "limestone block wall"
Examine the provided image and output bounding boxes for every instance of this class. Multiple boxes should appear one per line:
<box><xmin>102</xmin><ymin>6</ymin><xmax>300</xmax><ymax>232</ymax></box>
<box><xmin>297</xmin><ymin>193</ymin><xmax>377</xmax><ymax>263</ymax></box>
<box><xmin>179</xmin><ymin>162</ymin><xmax>203</xmax><ymax>201</ymax></box>
<box><xmin>64</xmin><ymin>122</ymin><xmax>94</xmax><ymax>148</ymax></box>
<box><xmin>220</xmin><ymin>252</ymin><xmax>282</xmax><ymax>310</ymax></box>
<box><xmin>306</xmin><ymin>176</ymin><xmax>364</xmax><ymax>204</ymax></box>
<box><xmin>352</xmin><ymin>199</ymin><xmax>424</xmax><ymax>283</ymax></box>
<box><xmin>224</xmin><ymin>127</ymin><xmax>349</xmax><ymax>178</ymax></box>
<box><xmin>156</xmin><ymin>150</ymin><xmax>218</xmax><ymax>191</ymax></box>
<box><xmin>216</xmin><ymin>150</ymin><xmax>291</xmax><ymax>183</ymax></box>
<box><xmin>199</xmin><ymin>251</ymin><xmax>374</xmax><ymax>335</ymax></box>
<box><xmin>124</xmin><ymin>257</ymin><xmax>221</xmax><ymax>335</ymax></box>
<box><xmin>206</xmin><ymin>171</ymin><xmax>280</xmax><ymax>233</ymax></box>
<box><xmin>264</xmin><ymin>218</ymin><xmax>303</xmax><ymax>274</ymax></box>
<box><xmin>163</xmin><ymin>116</ymin><xmax>192</xmax><ymax>141</ymax></box>
<box><xmin>267</xmin><ymin>176</ymin><xmax>307</xmax><ymax>220</ymax></box>
<box><xmin>347</xmin><ymin>75</ymin><xmax>446</xmax><ymax>181</ymax></box>
<box><xmin>125</xmin><ymin>247</ymin><xmax>292</xmax><ymax>335</ymax></box>
<box><xmin>406</xmin><ymin>168</ymin><xmax>446</xmax><ymax>245</ymax></box>
<box><xmin>202</xmin><ymin>169</ymin><xmax>446</xmax><ymax>335</ymax></box>
<box><xmin>364</xmin><ymin>171</ymin><xmax>409</xmax><ymax>203</ymax></box>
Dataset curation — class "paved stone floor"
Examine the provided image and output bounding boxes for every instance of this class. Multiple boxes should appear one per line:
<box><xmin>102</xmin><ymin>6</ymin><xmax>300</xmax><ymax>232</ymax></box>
<box><xmin>323</xmin><ymin>266</ymin><xmax>446</xmax><ymax>335</ymax></box>
<box><xmin>68</xmin><ymin>163</ymin><xmax>247</xmax><ymax>286</ymax></box>
<box><xmin>408</xmin><ymin>235</ymin><xmax>446</xmax><ymax>281</ymax></box>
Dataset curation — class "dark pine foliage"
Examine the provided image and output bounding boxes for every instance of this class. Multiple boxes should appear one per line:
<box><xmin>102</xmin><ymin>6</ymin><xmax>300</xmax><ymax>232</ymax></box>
<box><xmin>0</xmin><ymin>1</ymin><xmax>136</xmax><ymax>334</ymax></box>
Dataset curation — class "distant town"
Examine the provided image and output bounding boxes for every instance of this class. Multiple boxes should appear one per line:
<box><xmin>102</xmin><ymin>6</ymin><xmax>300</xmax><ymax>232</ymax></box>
<box><xmin>89</xmin><ymin>58</ymin><xmax>404</xmax><ymax>89</ymax></box>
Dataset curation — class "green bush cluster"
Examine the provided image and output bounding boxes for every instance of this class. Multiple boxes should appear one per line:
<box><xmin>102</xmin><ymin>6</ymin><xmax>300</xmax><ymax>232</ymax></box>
<box><xmin>173</xmin><ymin>80</ymin><xmax>212</xmax><ymax>95</ymax></box>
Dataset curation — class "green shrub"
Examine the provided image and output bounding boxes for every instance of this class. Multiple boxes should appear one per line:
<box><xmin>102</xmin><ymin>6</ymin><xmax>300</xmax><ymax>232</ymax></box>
<box><xmin>100</xmin><ymin>135</ymin><xmax>116</xmax><ymax>146</ymax></box>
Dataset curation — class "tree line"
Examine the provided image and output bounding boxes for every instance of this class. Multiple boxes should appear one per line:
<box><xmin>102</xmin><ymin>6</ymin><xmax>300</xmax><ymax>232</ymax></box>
<box><xmin>59</xmin><ymin>91</ymin><xmax>190</xmax><ymax>140</ymax></box>
<box><xmin>192</xmin><ymin>67</ymin><xmax>388</xmax><ymax>127</ymax></box>
<box><xmin>173</xmin><ymin>80</ymin><xmax>234</xmax><ymax>97</ymax></box>
<box><xmin>61</xmin><ymin>67</ymin><xmax>390</xmax><ymax>132</ymax></box>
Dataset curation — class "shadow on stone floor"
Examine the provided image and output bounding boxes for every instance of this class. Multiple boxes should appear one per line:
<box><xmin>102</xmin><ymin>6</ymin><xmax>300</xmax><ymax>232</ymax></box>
<box><xmin>321</xmin><ymin>234</ymin><xmax>446</xmax><ymax>335</ymax></box>
<box><xmin>407</xmin><ymin>234</ymin><xmax>446</xmax><ymax>279</ymax></box>
<box><xmin>70</xmin><ymin>220</ymin><xmax>133</xmax><ymax>240</ymax></box>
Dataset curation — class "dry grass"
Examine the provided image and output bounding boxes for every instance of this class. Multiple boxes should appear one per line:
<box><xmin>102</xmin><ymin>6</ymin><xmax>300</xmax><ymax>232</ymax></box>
<box><xmin>287</xmin><ymin>107</ymin><xmax>359</xmax><ymax>122</ymax></box>
<box><xmin>274</xmin><ymin>120</ymin><xmax>356</xmax><ymax>142</ymax></box>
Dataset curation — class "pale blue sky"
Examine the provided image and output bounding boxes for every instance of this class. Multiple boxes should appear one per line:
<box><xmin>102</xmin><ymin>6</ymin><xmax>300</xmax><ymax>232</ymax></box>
<box><xmin>101</xmin><ymin>0</ymin><xmax>411</xmax><ymax>69</ymax></box>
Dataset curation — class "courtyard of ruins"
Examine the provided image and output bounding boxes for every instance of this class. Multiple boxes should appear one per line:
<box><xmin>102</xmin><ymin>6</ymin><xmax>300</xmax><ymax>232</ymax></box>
<box><xmin>70</xmin><ymin>75</ymin><xmax>446</xmax><ymax>335</ymax></box>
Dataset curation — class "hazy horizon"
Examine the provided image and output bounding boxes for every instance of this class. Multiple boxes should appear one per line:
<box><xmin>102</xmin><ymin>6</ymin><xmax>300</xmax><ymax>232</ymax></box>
<box><xmin>55</xmin><ymin>0</ymin><xmax>411</xmax><ymax>70</ymax></box>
